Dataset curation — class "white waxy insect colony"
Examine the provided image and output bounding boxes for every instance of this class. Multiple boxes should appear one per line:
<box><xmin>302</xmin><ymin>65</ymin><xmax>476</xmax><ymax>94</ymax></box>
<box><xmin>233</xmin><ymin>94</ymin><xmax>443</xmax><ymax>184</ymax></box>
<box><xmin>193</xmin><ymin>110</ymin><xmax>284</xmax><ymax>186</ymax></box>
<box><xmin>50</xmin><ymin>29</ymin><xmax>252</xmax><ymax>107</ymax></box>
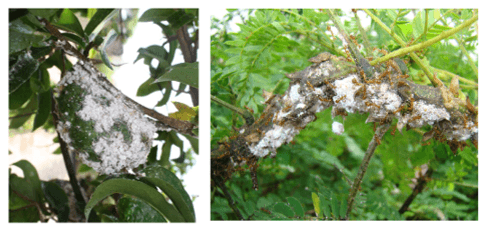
<box><xmin>244</xmin><ymin>60</ymin><xmax>477</xmax><ymax>158</ymax></box>
<box><xmin>56</xmin><ymin>62</ymin><xmax>162</xmax><ymax>175</ymax></box>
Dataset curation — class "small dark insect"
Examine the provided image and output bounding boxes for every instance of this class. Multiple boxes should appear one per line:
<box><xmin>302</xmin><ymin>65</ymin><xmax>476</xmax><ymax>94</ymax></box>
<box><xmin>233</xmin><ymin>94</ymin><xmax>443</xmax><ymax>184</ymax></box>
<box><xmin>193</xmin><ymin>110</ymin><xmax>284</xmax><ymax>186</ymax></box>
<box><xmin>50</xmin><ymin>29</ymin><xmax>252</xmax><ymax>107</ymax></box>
<box><xmin>335</xmin><ymin>95</ymin><xmax>346</xmax><ymax>103</ymax></box>
<box><xmin>391</xmin><ymin>124</ymin><xmax>397</xmax><ymax>136</ymax></box>
<box><xmin>365</xmin><ymin>101</ymin><xmax>380</xmax><ymax>109</ymax></box>
<box><xmin>324</xmin><ymin>80</ymin><xmax>336</xmax><ymax>89</ymax></box>
<box><xmin>318</xmin><ymin>96</ymin><xmax>332</xmax><ymax>102</ymax></box>
<box><xmin>393</xmin><ymin>105</ymin><xmax>405</xmax><ymax>114</ymax></box>
<box><xmin>408</xmin><ymin>115</ymin><xmax>422</xmax><ymax>123</ymax></box>
<box><xmin>374</xmin><ymin>135</ymin><xmax>381</xmax><ymax>145</ymax></box>
<box><xmin>306</xmin><ymin>80</ymin><xmax>315</xmax><ymax>91</ymax></box>
<box><xmin>352</xmin><ymin>78</ymin><xmax>362</xmax><ymax>86</ymax></box>
<box><xmin>244</xmin><ymin>105</ymin><xmax>254</xmax><ymax>114</ymax></box>
<box><xmin>282</xmin><ymin>105</ymin><xmax>292</xmax><ymax>112</ymax></box>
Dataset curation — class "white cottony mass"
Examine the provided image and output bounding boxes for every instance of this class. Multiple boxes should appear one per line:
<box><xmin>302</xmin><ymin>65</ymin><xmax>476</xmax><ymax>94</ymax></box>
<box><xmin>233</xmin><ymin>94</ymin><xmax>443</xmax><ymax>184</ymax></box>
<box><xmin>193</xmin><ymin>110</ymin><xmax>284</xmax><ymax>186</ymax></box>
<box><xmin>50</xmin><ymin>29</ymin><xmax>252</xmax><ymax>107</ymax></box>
<box><xmin>332</xmin><ymin>121</ymin><xmax>344</xmax><ymax>135</ymax></box>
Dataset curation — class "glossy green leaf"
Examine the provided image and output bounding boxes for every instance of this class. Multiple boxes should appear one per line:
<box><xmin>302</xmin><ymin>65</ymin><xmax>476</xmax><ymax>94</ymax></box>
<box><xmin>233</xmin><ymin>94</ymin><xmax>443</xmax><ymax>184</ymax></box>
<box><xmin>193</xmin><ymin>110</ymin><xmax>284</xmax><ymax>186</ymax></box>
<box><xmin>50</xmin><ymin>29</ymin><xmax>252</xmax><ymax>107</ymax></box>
<box><xmin>12</xmin><ymin>160</ymin><xmax>44</xmax><ymax>203</ymax></box>
<box><xmin>42</xmin><ymin>181</ymin><xmax>70</xmax><ymax>222</ymax></box>
<box><xmin>52</xmin><ymin>9</ymin><xmax>85</xmax><ymax>38</ymax></box>
<box><xmin>85</xmin><ymin>178</ymin><xmax>185</xmax><ymax>222</ymax></box>
<box><xmin>155</xmin><ymin>82</ymin><xmax>172</xmax><ymax>107</ymax></box>
<box><xmin>29</xmin><ymin>67</ymin><xmax>50</xmax><ymax>94</ymax></box>
<box><xmin>62</xmin><ymin>33</ymin><xmax>86</xmax><ymax>48</ymax></box>
<box><xmin>287</xmin><ymin>197</ymin><xmax>304</xmax><ymax>217</ymax></box>
<box><xmin>9</xmin><ymin>19</ymin><xmax>48</xmax><ymax>54</ymax></box>
<box><xmin>9</xmin><ymin>51</ymin><xmax>40</xmax><ymax>94</ymax></box>
<box><xmin>28</xmin><ymin>9</ymin><xmax>60</xmax><ymax>19</ymax></box>
<box><xmin>9</xmin><ymin>79</ymin><xmax>32</xmax><ymax>110</ymax></box>
<box><xmin>154</xmin><ymin>62</ymin><xmax>198</xmax><ymax>88</ymax></box>
<box><xmin>32</xmin><ymin>89</ymin><xmax>52</xmax><ymax>131</ymax></box>
<box><xmin>273</xmin><ymin>202</ymin><xmax>294</xmax><ymax>218</ymax></box>
<box><xmin>117</xmin><ymin>196</ymin><xmax>166</xmax><ymax>222</ymax></box>
<box><xmin>100</xmin><ymin>30</ymin><xmax>118</xmax><ymax>70</ymax></box>
<box><xmin>134</xmin><ymin>45</ymin><xmax>170</xmax><ymax>67</ymax></box>
<box><xmin>84</xmin><ymin>9</ymin><xmax>115</xmax><ymax>36</ymax></box>
<box><xmin>182</xmin><ymin>134</ymin><xmax>198</xmax><ymax>154</ymax></box>
<box><xmin>142</xmin><ymin>164</ymin><xmax>195</xmax><ymax>219</ymax></box>
<box><xmin>9</xmin><ymin>174</ymin><xmax>35</xmax><ymax>210</ymax></box>
<box><xmin>139</xmin><ymin>9</ymin><xmax>178</xmax><ymax>22</ymax></box>
<box><xmin>136</xmin><ymin>77</ymin><xmax>165</xmax><ymax>97</ymax></box>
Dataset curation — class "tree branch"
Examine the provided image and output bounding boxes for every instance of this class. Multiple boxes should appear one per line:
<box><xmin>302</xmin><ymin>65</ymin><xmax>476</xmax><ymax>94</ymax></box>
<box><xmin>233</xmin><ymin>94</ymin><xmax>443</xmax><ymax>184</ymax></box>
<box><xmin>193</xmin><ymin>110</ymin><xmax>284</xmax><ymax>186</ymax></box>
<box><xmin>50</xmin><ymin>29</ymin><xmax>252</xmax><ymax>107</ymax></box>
<box><xmin>399</xmin><ymin>167</ymin><xmax>433</xmax><ymax>214</ymax></box>
<box><xmin>345</xmin><ymin>122</ymin><xmax>390</xmax><ymax>220</ymax></box>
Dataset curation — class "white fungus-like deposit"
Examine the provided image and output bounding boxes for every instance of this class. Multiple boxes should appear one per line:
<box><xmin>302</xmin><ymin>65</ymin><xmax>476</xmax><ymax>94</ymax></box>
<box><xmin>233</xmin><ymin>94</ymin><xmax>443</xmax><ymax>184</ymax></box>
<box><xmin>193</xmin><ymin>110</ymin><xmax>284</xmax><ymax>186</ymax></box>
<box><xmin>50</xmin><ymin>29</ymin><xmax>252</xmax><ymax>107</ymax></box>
<box><xmin>243</xmin><ymin>60</ymin><xmax>477</xmax><ymax>159</ymax></box>
<box><xmin>56</xmin><ymin>62</ymin><xmax>161</xmax><ymax>175</ymax></box>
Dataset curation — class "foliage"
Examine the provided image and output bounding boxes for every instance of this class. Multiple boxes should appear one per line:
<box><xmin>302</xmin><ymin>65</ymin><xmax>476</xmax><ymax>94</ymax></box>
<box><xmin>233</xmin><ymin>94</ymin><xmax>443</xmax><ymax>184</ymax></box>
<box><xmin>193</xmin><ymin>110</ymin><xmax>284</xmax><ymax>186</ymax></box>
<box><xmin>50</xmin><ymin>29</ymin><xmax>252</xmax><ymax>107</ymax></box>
<box><xmin>9</xmin><ymin>8</ymin><xmax>198</xmax><ymax>222</ymax></box>
<box><xmin>211</xmin><ymin>9</ymin><xmax>477</xmax><ymax>220</ymax></box>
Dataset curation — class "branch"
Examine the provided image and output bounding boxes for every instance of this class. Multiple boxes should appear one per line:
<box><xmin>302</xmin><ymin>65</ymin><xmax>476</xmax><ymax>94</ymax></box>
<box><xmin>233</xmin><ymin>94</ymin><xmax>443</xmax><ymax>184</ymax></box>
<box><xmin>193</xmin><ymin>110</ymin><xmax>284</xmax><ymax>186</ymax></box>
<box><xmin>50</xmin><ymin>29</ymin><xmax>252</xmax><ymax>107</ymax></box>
<box><xmin>211</xmin><ymin>52</ymin><xmax>478</xmax><ymax>190</ymax></box>
<box><xmin>176</xmin><ymin>23</ymin><xmax>199</xmax><ymax>107</ymax></box>
<box><xmin>345</xmin><ymin>122</ymin><xmax>390</xmax><ymax>220</ymax></box>
<box><xmin>212</xmin><ymin>175</ymin><xmax>245</xmax><ymax>220</ymax></box>
<box><xmin>50</xmin><ymin>90</ymin><xmax>87</xmax><ymax>220</ymax></box>
<box><xmin>399</xmin><ymin>167</ymin><xmax>433</xmax><ymax>214</ymax></box>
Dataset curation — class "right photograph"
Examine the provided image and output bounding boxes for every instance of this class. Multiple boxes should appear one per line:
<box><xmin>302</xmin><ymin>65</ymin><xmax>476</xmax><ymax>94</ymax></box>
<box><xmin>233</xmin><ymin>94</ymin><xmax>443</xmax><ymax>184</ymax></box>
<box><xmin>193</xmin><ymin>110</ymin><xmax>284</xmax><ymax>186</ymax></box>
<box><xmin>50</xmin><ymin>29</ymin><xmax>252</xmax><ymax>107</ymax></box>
<box><xmin>210</xmin><ymin>9</ymin><xmax>478</xmax><ymax>220</ymax></box>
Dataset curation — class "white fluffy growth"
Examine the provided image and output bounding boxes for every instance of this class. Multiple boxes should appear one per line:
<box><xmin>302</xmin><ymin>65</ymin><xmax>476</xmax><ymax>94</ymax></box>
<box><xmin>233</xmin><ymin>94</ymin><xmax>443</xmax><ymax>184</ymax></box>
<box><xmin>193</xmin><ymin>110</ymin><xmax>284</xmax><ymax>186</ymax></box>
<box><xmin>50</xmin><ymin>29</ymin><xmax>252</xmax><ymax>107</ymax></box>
<box><xmin>332</xmin><ymin>75</ymin><xmax>362</xmax><ymax>113</ymax></box>
<box><xmin>248</xmin><ymin>125</ymin><xmax>298</xmax><ymax>157</ymax></box>
<box><xmin>58</xmin><ymin>63</ymin><xmax>158</xmax><ymax>175</ymax></box>
<box><xmin>332</xmin><ymin>122</ymin><xmax>344</xmax><ymax>135</ymax></box>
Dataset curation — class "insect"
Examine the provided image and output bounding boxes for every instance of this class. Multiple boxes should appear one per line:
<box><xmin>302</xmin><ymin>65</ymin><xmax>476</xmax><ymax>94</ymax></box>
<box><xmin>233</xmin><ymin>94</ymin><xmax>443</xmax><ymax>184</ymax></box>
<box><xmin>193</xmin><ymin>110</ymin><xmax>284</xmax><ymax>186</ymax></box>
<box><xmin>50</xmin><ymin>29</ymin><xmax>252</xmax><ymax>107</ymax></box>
<box><xmin>374</xmin><ymin>135</ymin><xmax>381</xmax><ymax>145</ymax></box>
<box><xmin>378</xmin><ymin>71</ymin><xmax>390</xmax><ymax>80</ymax></box>
<box><xmin>365</xmin><ymin>101</ymin><xmax>380</xmax><ymax>109</ymax></box>
<box><xmin>352</xmin><ymin>78</ymin><xmax>362</xmax><ymax>86</ymax></box>
<box><xmin>393</xmin><ymin>105</ymin><xmax>405</xmax><ymax>114</ymax></box>
<box><xmin>306</xmin><ymin>80</ymin><xmax>315</xmax><ymax>91</ymax></box>
<box><xmin>282</xmin><ymin>105</ymin><xmax>292</xmax><ymax>112</ymax></box>
<box><xmin>324</xmin><ymin>80</ymin><xmax>336</xmax><ymax>89</ymax></box>
<box><xmin>244</xmin><ymin>105</ymin><xmax>254</xmax><ymax>114</ymax></box>
<box><xmin>318</xmin><ymin>96</ymin><xmax>332</xmax><ymax>102</ymax></box>
<box><xmin>409</xmin><ymin>97</ymin><xmax>415</xmax><ymax>111</ymax></box>
<box><xmin>408</xmin><ymin>115</ymin><xmax>422</xmax><ymax>123</ymax></box>
<box><xmin>406</xmin><ymin>37</ymin><xmax>415</xmax><ymax>47</ymax></box>
<box><xmin>256</xmin><ymin>128</ymin><xmax>262</xmax><ymax>134</ymax></box>
<box><xmin>335</xmin><ymin>95</ymin><xmax>346</xmax><ymax>103</ymax></box>
<box><xmin>390</xmin><ymin>124</ymin><xmax>397</xmax><ymax>136</ymax></box>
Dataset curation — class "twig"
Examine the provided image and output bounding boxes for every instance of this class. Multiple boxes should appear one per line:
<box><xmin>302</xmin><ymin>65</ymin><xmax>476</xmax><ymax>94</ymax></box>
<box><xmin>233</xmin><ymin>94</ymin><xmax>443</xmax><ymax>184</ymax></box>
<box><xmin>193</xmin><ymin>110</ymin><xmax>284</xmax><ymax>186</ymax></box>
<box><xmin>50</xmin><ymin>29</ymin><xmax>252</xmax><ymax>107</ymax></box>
<box><xmin>345</xmin><ymin>122</ymin><xmax>391</xmax><ymax>220</ymax></box>
<box><xmin>399</xmin><ymin>167</ymin><xmax>433</xmax><ymax>214</ymax></box>
<box><xmin>50</xmin><ymin>91</ymin><xmax>87</xmax><ymax>220</ymax></box>
<box><xmin>212</xmin><ymin>175</ymin><xmax>245</xmax><ymax>220</ymax></box>
<box><xmin>176</xmin><ymin>23</ymin><xmax>199</xmax><ymax>107</ymax></box>
<box><xmin>353</xmin><ymin>10</ymin><xmax>372</xmax><ymax>57</ymax></box>
<box><xmin>364</xmin><ymin>9</ymin><xmax>477</xmax><ymax>88</ymax></box>
<box><xmin>211</xmin><ymin>95</ymin><xmax>254</xmax><ymax>126</ymax></box>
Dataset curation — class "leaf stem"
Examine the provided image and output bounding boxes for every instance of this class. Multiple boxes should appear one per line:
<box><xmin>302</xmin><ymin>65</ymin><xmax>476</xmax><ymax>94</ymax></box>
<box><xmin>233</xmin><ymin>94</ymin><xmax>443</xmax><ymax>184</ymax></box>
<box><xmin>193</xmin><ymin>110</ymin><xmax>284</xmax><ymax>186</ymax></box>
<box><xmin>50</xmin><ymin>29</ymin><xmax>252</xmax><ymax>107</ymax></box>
<box><xmin>211</xmin><ymin>95</ymin><xmax>254</xmax><ymax>126</ymax></box>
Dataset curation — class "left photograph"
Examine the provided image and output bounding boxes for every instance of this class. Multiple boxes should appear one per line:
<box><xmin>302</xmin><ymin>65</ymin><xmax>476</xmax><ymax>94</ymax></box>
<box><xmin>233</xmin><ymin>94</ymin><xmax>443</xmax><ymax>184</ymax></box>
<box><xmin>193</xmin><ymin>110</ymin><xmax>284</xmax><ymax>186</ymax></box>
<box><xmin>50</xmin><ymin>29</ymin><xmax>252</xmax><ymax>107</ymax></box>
<box><xmin>9</xmin><ymin>9</ymin><xmax>198</xmax><ymax>222</ymax></box>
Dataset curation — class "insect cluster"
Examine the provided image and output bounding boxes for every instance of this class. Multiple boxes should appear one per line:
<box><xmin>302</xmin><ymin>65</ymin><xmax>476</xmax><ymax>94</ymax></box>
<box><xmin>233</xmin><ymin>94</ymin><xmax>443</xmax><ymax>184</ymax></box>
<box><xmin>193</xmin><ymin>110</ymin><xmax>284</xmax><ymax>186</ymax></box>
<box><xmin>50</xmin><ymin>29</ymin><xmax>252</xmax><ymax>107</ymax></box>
<box><xmin>56</xmin><ymin>61</ymin><xmax>163</xmax><ymax>175</ymax></box>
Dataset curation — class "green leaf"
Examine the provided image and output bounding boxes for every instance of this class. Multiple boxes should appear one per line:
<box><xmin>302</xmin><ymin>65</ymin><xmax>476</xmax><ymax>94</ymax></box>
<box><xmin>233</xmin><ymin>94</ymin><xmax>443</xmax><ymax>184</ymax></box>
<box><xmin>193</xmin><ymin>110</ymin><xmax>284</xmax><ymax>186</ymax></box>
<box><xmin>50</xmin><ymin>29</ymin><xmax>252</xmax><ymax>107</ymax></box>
<box><xmin>142</xmin><ymin>164</ymin><xmax>196</xmax><ymax>220</ymax></box>
<box><xmin>9</xmin><ymin>51</ymin><xmax>40</xmax><ymax>94</ymax></box>
<box><xmin>182</xmin><ymin>134</ymin><xmax>198</xmax><ymax>154</ymax></box>
<box><xmin>287</xmin><ymin>197</ymin><xmax>305</xmax><ymax>217</ymax></box>
<box><xmin>84</xmin><ymin>9</ymin><xmax>115</xmax><ymax>36</ymax></box>
<box><xmin>412</xmin><ymin>11</ymin><xmax>424</xmax><ymax>38</ymax></box>
<box><xmin>29</xmin><ymin>67</ymin><xmax>50</xmax><ymax>94</ymax></box>
<box><xmin>52</xmin><ymin>9</ymin><xmax>85</xmax><ymax>38</ymax></box>
<box><xmin>9</xmin><ymin>19</ymin><xmax>48</xmax><ymax>54</ymax></box>
<box><xmin>85</xmin><ymin>178</ymin><xmax>185</xmax><ymax>222</ymax></box>
<box><xmin>62</xmin><ymin>33</ymin><xmax>86</xmax><ymax>49</ymax></box>
<box><xmin>139</xmin><ymin>9</ymin><xmax>178</xmax><ymax>22</ymax></box>
<box><xmin>32</xmin><ymin>89</ymin><xmax>51</xmax><ymax>131</ymax></box>
<box><xmin>28</xmin><ymin>9</ymin><xmax>60</xmax><ymax>19</ymax></box>
<box><xmin>100</xmin><ymin>30</ymin><xmax>118</xmax><ymax>70</ymax></box>
<box><xmin>136</xmin><ymin>77</ymin><xmax>165</xmax><ymax>97</ymax></box>
<box><xmin>156</xmin><ymin>82</ymin><xmax>172</xmax><ymax>107</ymax></box>
<box><xmin>339</xmin><ymin>197</ymin><xmax>347</xmax><ymax>219</ymax></box>
<box><xmin>12</xmin><ymin>160</ymin><xmax>44</xmax><ymax>203</ymax></box>
<box><xmin>9</xmin><ymin>78</ymin><xmax>32</xmax><ymax>110</ymax></box>
<box><xmin>117</xmin><ymin>196</ymin><xmax>167</xmax><ymax>222</ymax></box>
<box><xmin>154</xmin><ymin>62</ymin><xmax>198</xmax><ymax>88</ymax></box>
<box><xmin>311</xmin><ymin>192</ymin><xmax>321</xmax><ymax>218</ymax></box>
<box><xmin>273</xmin><ymin>202</ymin><xmax>295</xmax><ymax>218</ymax></box>
<box><xmin>41</xmin><ymin>181</ymin><xmax>70</xmax><ymax>222</ymax></box>
<box><xmin>134</xmin><ymin>45</ymin><xmax>170</xmax><ymax>67</ymax></box>
<box><xmin>330</xmin><ymin>193</ymin><xmax>339</xmax><ymax>219</ymax></box>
